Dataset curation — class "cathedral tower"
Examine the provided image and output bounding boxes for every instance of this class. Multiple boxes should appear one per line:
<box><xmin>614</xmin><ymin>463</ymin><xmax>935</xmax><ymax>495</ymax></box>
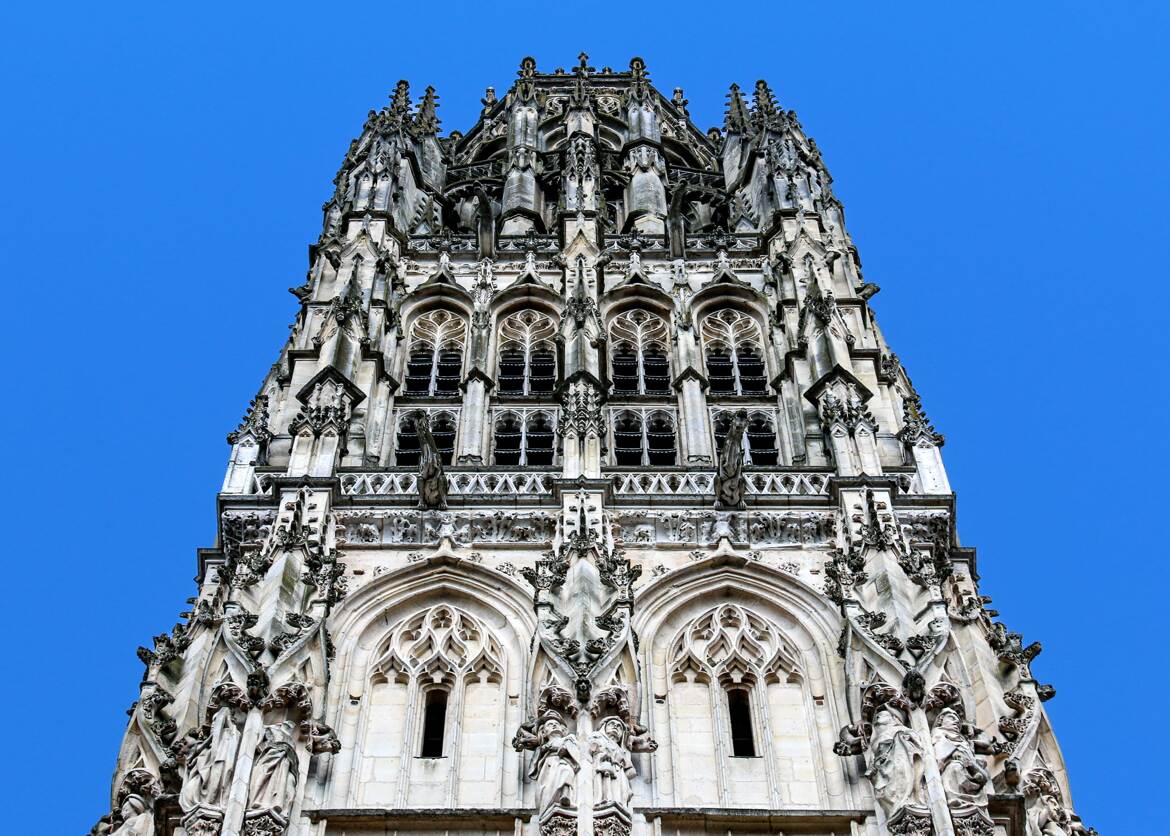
<box><xmin>94</xmin><ymin>56</ymin><xmax>1093</xmax><ymax>836</ymax></box>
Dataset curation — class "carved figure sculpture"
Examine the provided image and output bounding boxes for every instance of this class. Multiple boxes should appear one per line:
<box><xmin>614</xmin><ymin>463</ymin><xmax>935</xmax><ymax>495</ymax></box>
<box><xmin>179</xmin><ymin>706</ymin><xmax>241</xmax><ymax>813</ymax></box>
<box><xmin>589</xmin><ymin>717</ymin><xmax>636</xmax><ymax>808</ymax></box>
<box><xmin>866</xmin><ymin>705</ymin><xmax>927</xmax><ymax>818</ymax></box>
<box><xmin>714</xmin><ymin>410</ymin><xmax>749</xmax><ymax>510</ymax></box>
<box><xmin>931</xmin><ymin>708</ymin><xmax>990</xmax><ymax>813</ymax></box>
<box><xmin>109</xmin><ymin>795</ymin><xmax>153</xmax><ymax>836</ymax></box>
<box><xmin>247</xmin><ymin>721</ymin><xmax>300</xmax><ymax>814</ymax></box>
<box><xmin>530</xmin><ymin>716</ymin><xmax>580</xmax><ymax>813</ymax></box>
<box><xmin>415</xmin><ymin>413</ymin><xmax>448</xmax><ymax>510</ymax></box>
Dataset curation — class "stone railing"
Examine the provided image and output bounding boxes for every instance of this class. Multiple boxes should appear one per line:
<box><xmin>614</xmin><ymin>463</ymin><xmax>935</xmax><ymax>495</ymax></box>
<box><xmin>610</xmin><ymin>470</ymin><xmax>831</xmax><ymax>497</ymax></box>
<box><xmin>339</xmin><ymin>470</ymin><xmax>555</xmax><ymax>497</ymax></box>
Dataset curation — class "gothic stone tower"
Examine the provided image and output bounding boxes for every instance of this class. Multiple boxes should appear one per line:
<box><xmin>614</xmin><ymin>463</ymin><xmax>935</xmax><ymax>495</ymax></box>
<box><xmin>94</xmin><ymin>55</ymin><xmax>1094</xmax><ymax>836</ymax></box>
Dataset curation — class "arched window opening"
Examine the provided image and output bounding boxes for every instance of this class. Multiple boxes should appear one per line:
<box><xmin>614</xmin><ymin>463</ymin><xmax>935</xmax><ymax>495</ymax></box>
<box><xmin>405</xmin><ymin>311</ymin><xmax>467</xmax><ymax>396</ymax></box>
<box><xmin>727</xmin><ymin>689</ymin><xmax>756</xmax><ymax>757</ymax></box>
<box><xmin>493</xmin><ymin>410</ymin><xmax>556</xmax><ymax>466</ymax></box>
<box><xmin>609</xmin><ymin>309</ymin><xmax>670</xmax><ymax>395</ymax></box>
<box><xmin>745</xmin><ymin>413</ymin><xmax>778</xmax><ymax>466</ymax></box>
<box><xmin>498</xmin><ymin>310</ymin><xmax>557</xmax><ymax>396</ymax></box>
<box><xmin>612</xmin><ymin>409</ymin><xmax>677</xmax><ymax>466</ymax></box>
<box><xmin>420</xmin><ymin>689</ymin><xmax>448</xmax><ymax>758</ymax></box>
<box><xmin>396</xmin><ymin>412</ymin><xmax>456</xmax><ymax>466</ymax></box>
<box><xmin>700</xmin><ymin>310</ymin><xmax>767</xmax><ymax>396</ymax></box>
<box><xmin>647</xmin><ymin>411</ymin><xmax>677</xmax><ymax>465</ymax></box>
<box><xmin>525</xmin><ymin>412</ymin><xmax>555</xmax><ymax>465</ymax></box>
<box><xmin>613</xmin><ymin>411</ymin><xmax>644</xmax><ymax>466</ymax></box>
<box><xmin>713</xmin><ymin>411</ymin><xmax>777</xmax><ymax>466</ymax></box>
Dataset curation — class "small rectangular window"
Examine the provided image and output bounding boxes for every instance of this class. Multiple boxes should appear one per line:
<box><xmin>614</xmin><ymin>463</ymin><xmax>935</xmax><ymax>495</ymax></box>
<box><xmin>727</xmin><ymin>688</ymin><xmax>756</xmax><ymax>757</ymax></box>
<box><xmin>420</xmin><ymin>690</ymin><xmax>448</xmax><ymax>757</ymax></box>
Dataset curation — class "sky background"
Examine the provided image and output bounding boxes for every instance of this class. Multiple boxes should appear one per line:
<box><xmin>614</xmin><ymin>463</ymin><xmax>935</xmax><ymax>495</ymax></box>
<box><xmin>2</xmin><ymin>2</ymin><xmax>1167</xmax><ymax>831</ymax></box>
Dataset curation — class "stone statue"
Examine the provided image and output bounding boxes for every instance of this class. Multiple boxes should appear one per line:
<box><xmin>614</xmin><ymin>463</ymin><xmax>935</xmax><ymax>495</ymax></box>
<box><xmin>109</xmin><ymin>795</ymin><xmax>153</xmax><ymax>836</ymax></box>
<box><xmin>415</xmin><ymin>413</ymin><xmax>448</xmax><ymax>510</ymax></box>
<box><xmin>589</xmin><ymin>717</ymin><xmax>636</xmax><ymax>808</ymax></box>
<box><xmin>529</xmin><ymin>716</ymin><xmax>580</xmax><ymax>813</ymax></box>
<box><xmin>866</xmin><ymin>705</ymin><xmax>927</xmax><ymax>819</ymax></box>
<box><xmin>931</xmin><ymin>708</ymin><xmax>990</xmax><ymax>813</ymax></box>
<box><xmin>714</xmin><ymin>410</ymin><xmax>748</xmax><ymax>510</ymax></box>
<box><xmin>179</xmin><ymin>706</ymin><xmax>241</xmax><ymax>813</ymax></box>
<box><xmin>247</xmin><ymin>721</ymin><xmax>300</xmax><ymax>815</ymax></box>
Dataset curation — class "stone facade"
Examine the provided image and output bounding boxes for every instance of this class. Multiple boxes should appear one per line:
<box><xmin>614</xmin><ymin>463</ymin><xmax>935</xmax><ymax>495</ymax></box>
<box><xmin>92</xmin><ymin>55</ymin><xmax>1093</xmax><ymax>836</ymax></box>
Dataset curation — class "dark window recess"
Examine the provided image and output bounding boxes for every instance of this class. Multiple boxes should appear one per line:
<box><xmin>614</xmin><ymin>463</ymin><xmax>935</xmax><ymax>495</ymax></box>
<box><xmin>736</xmin><ymin>345</ymin><xmax>767</xmax><ymax>395</ymax></box>
<box><xmin>435</xmin><ymin>348</ymin><xmax>462</xmax><ymax>394</ymax></box>
<box><xmin>611</xmin><ymin>346</ymin><xmax>639</xmax><ymax>394</ymax></box>
<box><xmin>746</xmin><ymin>415</ymin><xmax>778</xmax><ymax>466</ymax></box>
<box><xmin>642</xmin><ymin>349</ymin><xmax>670</xmax><ymax>394</ymax></box>
<box><xmin>727</xmin><ymin>689</ymin><xmax>756</xmax><ymax>757</ymax></box>
<box><xmin>646</xmin><ymin>416</ymin><xmax>676</xmax><ymax>466</ymax></box>
<box><xmin>406</xmin><ymin>349</ymin><xmax>435</xmax><ymax>394</ymax></box>
<box><xmin>706</xmin><ymin>351</ymin><xmax>735</xmax><ymax>394</ymax></box>
<box><xmin>529</xmin><ymin>350</ymin><xmax>556</xmax><ymax>394</ymax></box>
<box><xmin>613</xmin><ymin>414</ymin><xmax>643</xmax><ymax>466</ymax></box>
<box><xmin>431</xmin><ymin>416</ymin><xmax>457</xmax><ymax>465</ymax></box>
<box><xmin>396</xmin><ymin>421</ymin><xmax>420</xmax><ymax>467</ymax></box>
<box><xmin>420</xmin><ymin>690</ymin><xmax>448</xmax><ymax>757</ymax></box>
<box><xmin>493</xmin><ymin>415</ymin><xmax>523</xmax><ymax>465</ymax></box>
<box><xmin>498</xmin><ymin>348</ymin><xmax>526</xmax><ymax>393</ymax></box>
<box><xmin>526</xmin><ymin>414</ymin><xmax>556</xmax><ymax>465</ymax></box>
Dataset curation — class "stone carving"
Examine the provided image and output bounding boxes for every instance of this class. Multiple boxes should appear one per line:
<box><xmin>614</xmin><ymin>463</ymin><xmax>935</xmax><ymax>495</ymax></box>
<box><xmin>179</xmin><ymin>705</ymin><xmax>241</xmax><ymax>815</ymax></box>
<box><xmin>714</xmin><ymin>410</ymin><xmax>748</xmax><ymax>510</ymax></box>
<box><xmin>414</xmin><ymin>413</ymin><xmax>448</xmax><ymax>510</ymax></box>
<box><xmin>589</xmin><ymin>716</ymin><xmax>636</xmax><ymax>807</ymax></box>
<box><xmin>530</xmin><ymin>714</ymin><xmax>580</xmax><ymax>813</ymax></box>
<box><xmin>1023</xmin><ymin>768</ymin><xmax>1095</xmax><ymax>835</ymax></box>
<box><xmin>931</xmin><ymin>708</ymin><xmax>992</xmax><ymax>830</ymax></box>
<box><xmin>866</xmin><ymin>704</ymin><xmax>929</xmax><ymax>827</ymax></box>
<box><xmin>247</xmin><ymin>720</ymin><xmax>300</xmax><ymax>818</ymax></box>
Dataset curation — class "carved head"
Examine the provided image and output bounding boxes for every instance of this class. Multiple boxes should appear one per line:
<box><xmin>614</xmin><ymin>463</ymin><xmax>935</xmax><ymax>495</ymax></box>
<box><xmin>602</xmin><ymin>717</ymin><xmax>627</xmax><ymax>745</ymax></box>
<box><xmin>934</xmin><ymin>707</ymin><xmax>962</xmax><ymax>732</ymax></box>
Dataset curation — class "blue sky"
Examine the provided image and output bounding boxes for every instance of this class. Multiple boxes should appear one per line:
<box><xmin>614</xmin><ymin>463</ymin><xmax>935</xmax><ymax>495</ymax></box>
<box><xmin>2</xmin><ymin>2</ymin><xmax>1167</xmax><ymax>831</ymax></box>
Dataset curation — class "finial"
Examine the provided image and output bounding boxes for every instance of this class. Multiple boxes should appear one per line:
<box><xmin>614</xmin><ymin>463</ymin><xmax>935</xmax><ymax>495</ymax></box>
<box><xmin>518</xmin><ymin>56</ymin><xmax>537</xmax><ymax>79</ymax></box>
<box><xmin>629</xmin><ymin>56</ymin><xmax>646</xmax><ymax>78</ymax></box>
<box><xmin>415</xmin><ymin>85</ymin><xmax>440</xmax><ymax>133</ymax></box>
<box><xmin>389</xmin><ymin>80</ymin><xmax>412</xmax><ymax>115</ymax></box>
<box><xmin>575</xmin><ymin>51</ymin><xmax>594</xmax><ymax>77</ymax></box>
<box><xmin>724</xmin><ymin>83</ymin><xmax>752</xmax><ymax>134</ymax></box>
<box><xmin>671</xmin><ymin>87</ymin><xmax>689</xmax><ymax>114</ymax></box>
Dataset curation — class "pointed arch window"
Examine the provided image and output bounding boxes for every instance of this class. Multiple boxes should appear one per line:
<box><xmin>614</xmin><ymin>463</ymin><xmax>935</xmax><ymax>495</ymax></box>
<box><xmin>497</xmin><ymin>310</ymin><xmax>557</xmax><ymax>395</ymax></box>
<box><xmin>609</xmin><ymin>309</ymin><xmax>671</xmax><ymax>395</ymax></box>
<box><xmin>700</xmin><ymin>309</ymin><xmax>768</xmax><ymax>395</ymax></box>
<box><xmin>405</xmin><ymin>310</ymin><xmax>467</xmax><ymax>396</ymax></box>
<box><xmin>712</xmin><ymin>409</ymin><xmax>778</xmax><ymax>466</ymax></box>
<box><xmin>395</xmin><ymin>410</ymin><xmax>457</xmax><ymax>466</ymax></box>
<box><xmin>493</xmin><ymin>409</ymin><xmax>557</xmax><ymax>466</ymax></box>
<box><xmin>359</xmin><ymin>605</ymin><xmax>507</xmax><ymax>807</ymax></box>
<box><xmin>612</xmin><ymin>408</ymin><xmax>676</xmax><ymax>466</ymax></box>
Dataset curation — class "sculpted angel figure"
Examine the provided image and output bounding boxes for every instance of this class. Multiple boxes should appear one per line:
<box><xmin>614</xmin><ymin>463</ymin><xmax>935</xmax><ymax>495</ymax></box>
<box><xmin>529</xmin><ymin>715</ymin><xmax>580</xmax><ymax>813</ymax></box>
<box><xmin>589</xmin><ymin>717</ymin><xmax>637</xmax><ymax>808</ymax></box>
<box><xmin>109</xmin><ymin>795</ymin><xmax>153</xmax><ymax>836</ymax></box>
<box><xmin>715</xmin><ymin>410</ymin><xmax>749</xmax><ymax>510</ymax></box>
<box><xmin>415</xmin><ymin>413</ymin><xmax>448</xmax><ymax>510</ymax></box>
<box><xmin>931</xmin><ymin>708</ymin><xmax>990</xmax><ymax>812</ymax></box>
<box><xmin>179</xmin><ymin>706</ymin><xmax>241</xmax><ymax>813</ymax></box>
<box><xmin>247</xmin><ymin>721</ymin><xmax>300</xmax><ymax>815</ymax></box>
<box><xmin>866</xmin><ymin>705</ymin><xmax>927</xmax><ymax>818</ymax></box>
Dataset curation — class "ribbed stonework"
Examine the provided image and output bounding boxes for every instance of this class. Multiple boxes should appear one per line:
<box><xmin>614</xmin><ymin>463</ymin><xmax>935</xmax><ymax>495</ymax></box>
<box><xmin>93</xmin><ymin>55</ymin><xmax>1093</xmax><ymax>836</ymax></box>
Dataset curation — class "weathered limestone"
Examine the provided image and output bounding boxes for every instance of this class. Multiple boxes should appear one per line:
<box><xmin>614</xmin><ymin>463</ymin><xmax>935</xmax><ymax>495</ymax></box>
<box><xmin>92</xmin><ymin>55</ymin><xmax>1091</xmax><ymax>836</ymax></box>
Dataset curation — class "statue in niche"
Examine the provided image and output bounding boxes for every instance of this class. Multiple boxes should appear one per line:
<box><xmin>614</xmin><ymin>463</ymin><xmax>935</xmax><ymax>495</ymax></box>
<box><xmin>529</xmin><ymin>715</ymin><xmax>580</xmax><ymax>813</ymax></box>
<box><xmin>247</xmin><ymin>721</ymin><xmax>300</xmax><ymax>815</ymax></box>
<box><xmin>589</xmin><ymin>717</ymin><xmax>636</xmax><ymax>808</ymax></box>
<box><xmin>415</xmin><ymin>414</ymin><xmax>448</xmax><ymax>510</ymax></box>
<box><xmin>109</xmin><ymin>795</ymin><xmax>153</xmax><ymax>836</ymax></box>
<box><xmin>714</xmin><ymin>410</ymin><xmax>748</xmax><ymax>510</ymax></box>
<box><xmin>179</xmin><ymin>706</ymin><xmax>241</xmax><ymax>813</ymax></box>
<box><xmin>931</xmin><ymin>708</ymin><xmax>990</xmax><ymax>813</ymax></box>
<box><xmin>866</xmin><ymin>704</ymin><xmax>928</xmax><ymax>819</ymax></box>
